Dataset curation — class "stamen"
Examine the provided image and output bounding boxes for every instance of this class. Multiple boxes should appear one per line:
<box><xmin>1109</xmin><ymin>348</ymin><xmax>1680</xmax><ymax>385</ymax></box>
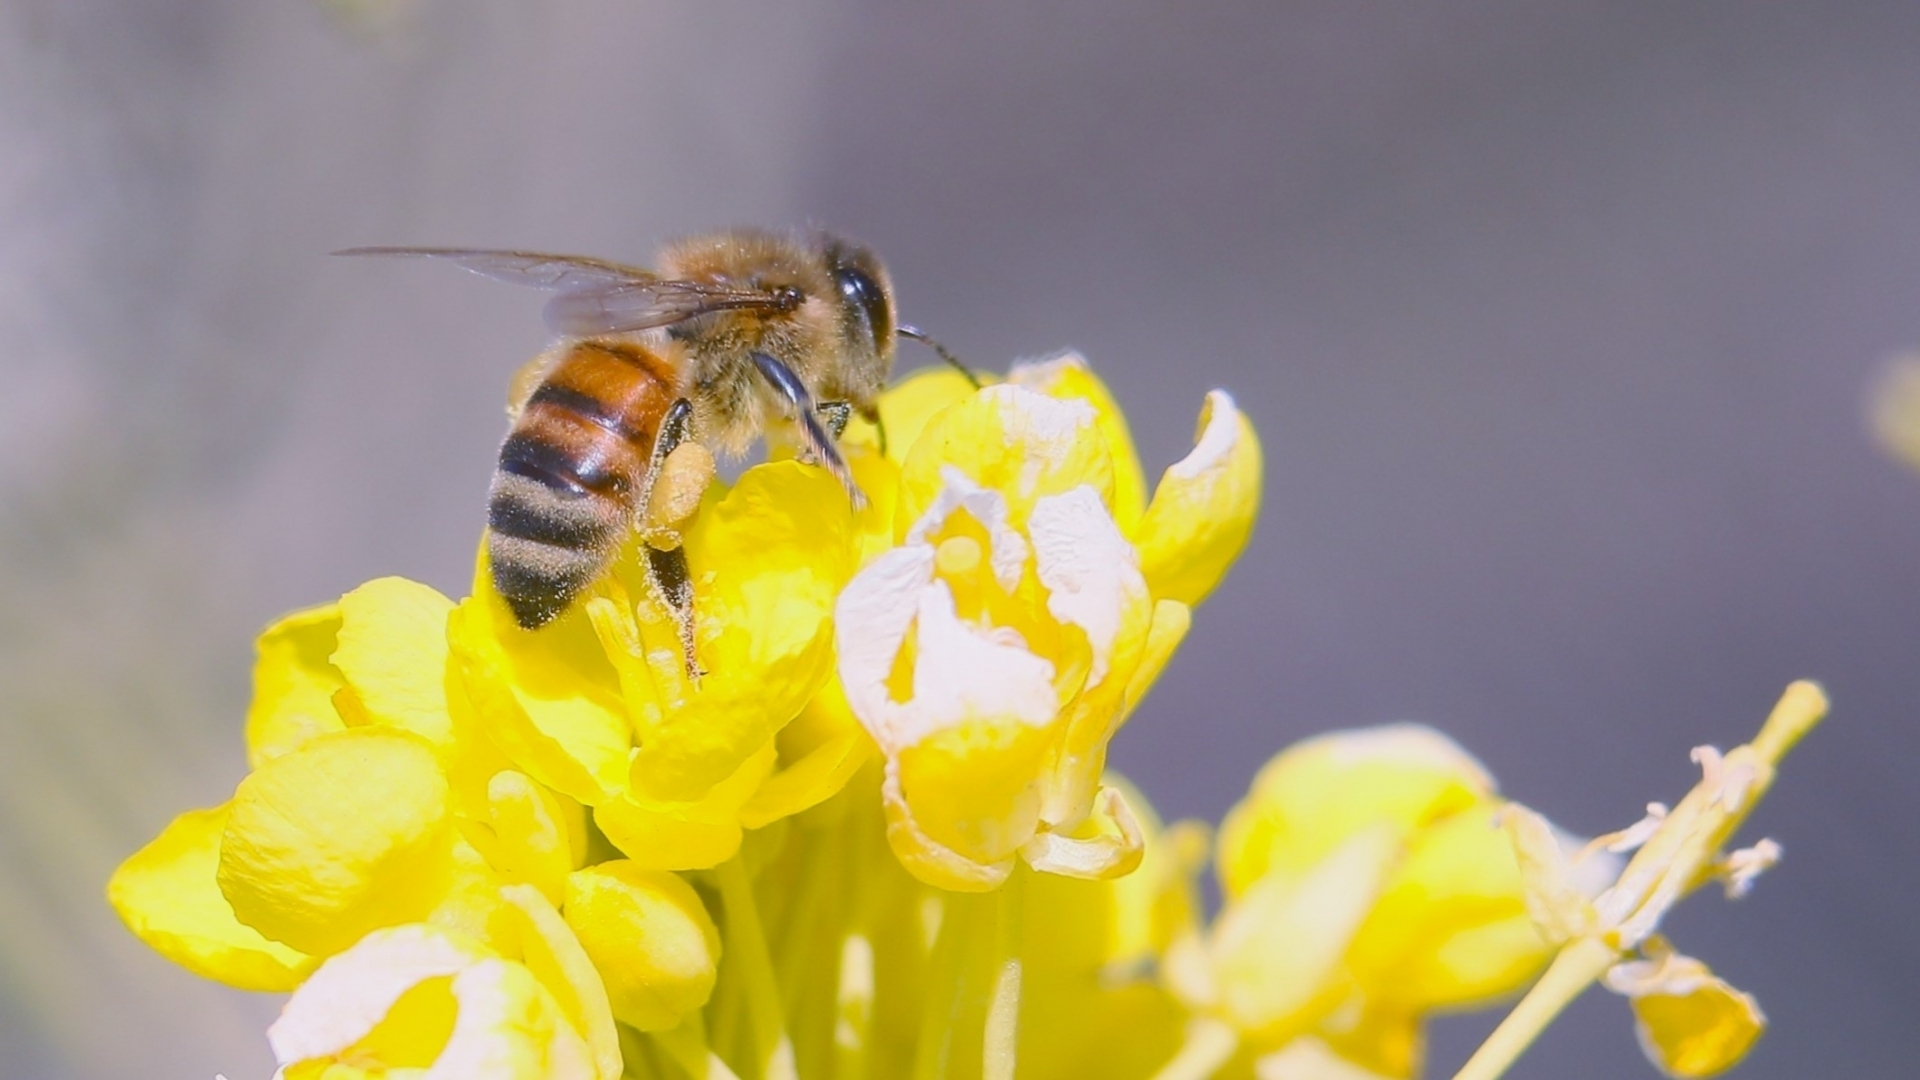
<box><xmin>935</xmin><ymin>535</ymin><xmax>984</xmax><ymax>578</ymax></box>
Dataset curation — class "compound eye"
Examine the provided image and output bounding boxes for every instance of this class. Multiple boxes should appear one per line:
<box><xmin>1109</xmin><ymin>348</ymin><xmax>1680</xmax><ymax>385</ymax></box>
<box><xmin>833</xmin><ymin>266</ymin><xmax>892</xmax><ymax>351</ymax></box>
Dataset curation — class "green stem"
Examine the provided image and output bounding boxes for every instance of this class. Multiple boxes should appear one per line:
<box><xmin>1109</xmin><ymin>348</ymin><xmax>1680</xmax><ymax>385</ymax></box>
<box><xmin>776</xmin><ymin>818</ymin><xmax>852</xmax><ymax>1080</ymax></box>
<box><xmin>982</xmin><ymin>870</ymin><xmax>1026</xmax><ymax>1080</ymax></box>
<box><xmin>1450</xmin><ymin>937</ymin><xmax>1616</xmax><ymax>1080</ymax></box>
<box><xmin>715</xmin><ymin>855</ymin><xmax>798</xmax><ymax>1080</ymax></box>
<box><xmin>910</xmin><ymin>892</ymin><xmax>969</xmax><ymax>1080</ymax></box>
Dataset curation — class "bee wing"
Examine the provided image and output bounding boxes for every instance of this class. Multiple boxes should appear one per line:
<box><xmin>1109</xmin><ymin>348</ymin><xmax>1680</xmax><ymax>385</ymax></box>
<box><xmin>333</xmin><ymin>247</ymin><xmax>659</xmax><ymax>291</ymax></box>
<box><xmin>334</xmin><ymin>246</ymin><xmax>799</xmax><ymax>336</ymax></box>
<box><xmin>540</xmin><ymin>279</ymin><xmax>798</xmax><ymax>336</ymax></box>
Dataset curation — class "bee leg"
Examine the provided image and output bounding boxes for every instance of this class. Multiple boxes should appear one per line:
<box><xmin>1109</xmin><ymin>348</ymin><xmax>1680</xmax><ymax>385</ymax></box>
<box><xmin>637</xmin><ymin>399</ymin><xmax>705</xmax><ymax>680</ymax></box>
<box><xmin>863</xmin><ymin>405</ymin><xmax>889</xmax><ymax>457</ymax></box>
<box><xmin>750</xmin><ymin>351</ymin><xmax>868</xmax><ymax>510</ymax></box>
<box><xmin>815</xmin><ymin>400</ymin><xmax>854</xmax><ymax>440</ymax></box>
<box><xmin>645</xmin><ymin>545</ymin><xmax>701</xmax><ymax>683</ymax></box>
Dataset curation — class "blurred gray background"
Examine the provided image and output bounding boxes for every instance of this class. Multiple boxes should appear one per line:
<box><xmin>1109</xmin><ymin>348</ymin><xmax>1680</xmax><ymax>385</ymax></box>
<box><xmin>5</xmin><ymin>2</ymin><xmax>1917</xmax><ymax>1077</ymax></box>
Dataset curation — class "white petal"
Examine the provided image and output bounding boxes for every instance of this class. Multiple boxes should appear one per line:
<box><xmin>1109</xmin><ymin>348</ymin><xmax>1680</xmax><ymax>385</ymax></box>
<box><xmin>1028</xmin><ymin>485</ymin><xmax>1145</xmax><ymax>686</ymax></box>
<box><xmin>891</xmin><ymin>581</ymin><xmax>1058</xmax><ymax>747</ymax></box>
<box><xmin>1168</xmin><ymin>389</ymin><xmax>1242</xmax><ymax>481</ymax></box>
<box><xmin>424</xmin><ymin>960</ymin><xmax>595</xmax><ymax>1080</ymax></box>
<box><xmin>980</xmin><ymin>385</ymin><xmax>1097</xmax><ymax>497</ymax></box>
<box><xmin>905</xmin><ymin>466</ymin><xmax>1029</xmax><ymax>590</ymax></box>
<box><xmin>835</xmin><ymin>545</ymin><xmax>938</xmax><ymax>750</ymax></box>
<box><xmin>269</xmin><ymin>925</ymin><xmax>485</xmax><ymax>1065</ymax></box>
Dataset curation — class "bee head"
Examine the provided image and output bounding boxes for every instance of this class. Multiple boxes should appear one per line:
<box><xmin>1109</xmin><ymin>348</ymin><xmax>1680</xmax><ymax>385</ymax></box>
<box><xmin>818</xmin><ymin>233</ymin><xmax>897</xmax><ymax>402</ymax></box>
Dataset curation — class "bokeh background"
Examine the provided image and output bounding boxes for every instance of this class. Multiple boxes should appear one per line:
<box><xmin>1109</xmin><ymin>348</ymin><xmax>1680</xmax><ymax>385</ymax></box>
<box><xmin>6</xmin><ymin>2</ymin><xmax>1918</xmax><ymax>1077</ymax></box>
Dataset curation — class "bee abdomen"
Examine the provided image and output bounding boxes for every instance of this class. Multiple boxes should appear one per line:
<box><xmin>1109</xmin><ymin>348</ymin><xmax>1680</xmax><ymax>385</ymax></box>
<box><xmin>486</xmin><ymin>340</ymin><xmax>679</xmax><ymax>629</ymax></box>
<box><xmin>487</xmin><ymin>468</ymin><xmax>626</xmax><ymax>628</ymax></box>
<box><xmin>487</xmin><ymin>426</ymin><xmax>633</xmax><ymax>628</ymax></box>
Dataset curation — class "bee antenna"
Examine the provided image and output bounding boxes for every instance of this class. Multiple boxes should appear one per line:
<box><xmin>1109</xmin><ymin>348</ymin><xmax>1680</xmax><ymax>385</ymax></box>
<box><xmin>897</xmin><ymin>325</ymin><xmax>982</xmax><ymax>389</ymax></box>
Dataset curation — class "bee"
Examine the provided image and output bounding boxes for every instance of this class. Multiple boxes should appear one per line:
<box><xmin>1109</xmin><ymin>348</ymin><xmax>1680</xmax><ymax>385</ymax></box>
<box><xmin>338</xmin><ymin>229</ymin><xmax>971</xmax><ymax>672</ymax></box>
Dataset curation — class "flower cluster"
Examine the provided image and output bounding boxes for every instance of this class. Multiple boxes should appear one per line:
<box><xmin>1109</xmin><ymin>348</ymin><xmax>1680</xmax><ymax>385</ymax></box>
<box><xmin>108</xmin><ymin>355</ymin><xmax>1819</xmax><ymax>1080</ymax></box>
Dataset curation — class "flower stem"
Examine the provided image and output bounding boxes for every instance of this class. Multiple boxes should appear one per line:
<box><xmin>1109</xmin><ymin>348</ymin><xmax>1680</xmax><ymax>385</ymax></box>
<box><xmin>911</xmin><ymin>892</ymin><xmax>972</xmax><ymax>1080</ymax></box>
<box><xmin>1449</xmin><ymin>936</ymin><xmax>1617</xmax><ymax>1080</ymax></box>
<box><xmin>715</xmin><ymin>855</ymin><xmax>798</xmax><ymax>1080</ymax></box>
<box><xmin>981</xmin><ymin>869</ymin><xmax>1026</xmax><ymax>1080</ymax></box>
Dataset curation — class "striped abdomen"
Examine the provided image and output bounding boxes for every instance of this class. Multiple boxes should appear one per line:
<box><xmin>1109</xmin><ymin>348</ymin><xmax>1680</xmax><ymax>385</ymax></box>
<box><xmin>488</xmin><ymin>340</ymin><xmax>680</xmax><ymax>628</ymax></box>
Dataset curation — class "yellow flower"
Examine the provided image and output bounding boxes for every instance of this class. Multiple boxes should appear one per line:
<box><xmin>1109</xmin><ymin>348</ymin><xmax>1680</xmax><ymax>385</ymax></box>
<box><xmin>836</xmin><ymin>357</ymin><xmax>1261</xmax><ymax>891</ymax></box>
<box><xmin>110</xmin><ymin>346</ymin><xmax>1823</xmax><ymax>1080</ymax></box>
<box><xmin>111</xmin><ymin>578</ymin><xmax>531</xmax><ymax>982</ymax></box>
<box><xmin>1162</xmin><ymin>725</ymin><xmax>1602</xmax><ymax>1079</ymax></box>
<box><xmin>106</xmin><ymin>803</ymin><xmax>316</xmax><ymax>991</ymax></box>
<box><xmin>449</xmin><ymin>459</ymin><xmax>862</xmax><ymax>871</ymax></box>
<box><xmin>265</xmin><ymin>912</ymin><xmax>621</xmax><ymax>1080</ymax></box>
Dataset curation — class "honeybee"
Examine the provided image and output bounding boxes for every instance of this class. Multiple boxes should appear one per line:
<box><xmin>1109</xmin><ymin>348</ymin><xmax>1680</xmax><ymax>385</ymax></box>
<box><xmin>339</xmin><ymin>228</ymin><xmax>971</xmax><ymax>672</ymax></box>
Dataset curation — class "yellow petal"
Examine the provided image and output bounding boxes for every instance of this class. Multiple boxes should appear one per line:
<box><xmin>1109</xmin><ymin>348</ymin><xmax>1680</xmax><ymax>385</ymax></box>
<box><xmin>268</xmin><ymin>923</ymin><xmax>489</xmax><ymax>1070</ymax></box>
<box><xmin>1628</xmin><ymin>973</ymin><xmax>1766</xmax><ymax>1078</ymax></box>
<box><xmin>244</xmin><ymin>602</ymin><xmax>347</xmax><ymax>768</ymax></box>
<box><xmin>619</xmin><ymin>461</ymin><xmax>852</xmax><ymax>804</ymax></box>
<box><xmin>892</xmin><ymin>678</ymin><xmax>1056</xmax><ymax>872</ymax></box>
<box><xmin>1027</xmin><ymin>485</ymin><xmax>1154</xmax><ymax>829</ymax></box>
<box><xmin>448</xmin><ymin>568</ymin><xmax>632</xmax><ymax>805</ymax></box>
<box><xmin>563</xmin><ymin>861</ymin><xmax>721</xmax><ymax>1032</ymax></box>
<box><xmin>738</xmin><ymin>672</ymin><xmax>877</xmax><ymax>829</ymax></box>
<box><xmin>1022</xmin><ymin>783</ymin><xmax>1146</xmax><ymax>880</ymax></box>
<box><xmin>332</xmin><ymin>577</ymin><xmax>458</xmax><ymax>751</ymax></box>
<box><xmin>499</xmin><ymin>884</ymin><xmax>622</xmax><ymax>1080</ymax></box>
<box><xmin>899</xmin><ymin>384</ymin><xmax>1114</xmax><ymax>532</ymax></box>
<box><xmin>1020</xmin><ymin>776</ymin><xmax>1207</xmax><ymax>978</ymax></box>
<box><xmin>593</xmin><ymin>739</ymin><xmax>778</xmax><ymax>871</ymax></box>
<box><xmin>879</xmin><ymin>762</ymin><xmax>1016</xmax><ymax>892</ymax></box>
<box><xmin>433</xmin><ymin>959</ymin><xmax>597</xmax><ymax>1079</ymax></box>
<box><xmin>424</xmin><ymin>837</ymin><xmax>518</xmax><ymax>957</ymax></box>
<box><xmin>1009</xmin><ymin>353</ymin><xmax>1148</xmax><ymax>532</ymax></box>
<box><xmin>1133</xmin><ymin>390</ymin><xmax>1262</xmax><ymax>606</ymax></box>
<box><xmin>269</xmin><ymin>924</ymin><xmax>595</xmax><ymax>1080</ymax></box>
<box><xmin>1208</xmin><ymin>826</ymin><xmax>1402</xmax><ymax>1042</ymax></box>
<box><xmin>473</xmin><ymin>770</ymin><xmax>578</xmax><ymax>906</ymax></box>
<box><xmin>1347</xmin><ymin>805</ymin><xmax>1549</xmax><ymax>1009</ymax></box>
<box><xmin>847</xmin><ymin>444</ymin><xmax>906</xmax><ymax>568</ymax></box>
<box><xmin>855</xmin><ymin>364</ymin><xmax>984</xmax><ymax>465</ymax></box>
<box><xmin>106</xmin><ymin>803</ymin><xmax>316</xmax><ymax>991</ymax></box>
<box><xmin>218</xmin><ymin>727</ymin><xmax>454</xmax><ymax>956</ymax></box>
<box><xmin>1217</xmin><ymin>725</ymin><xmax>1495</xmax><ymax>898</ymax></box>
<box><xmin>1122</xmin><ymin>598</ymin><xmax>1191</xmax><ymax>718</ymax></box>
<box><xmin>1604</xmin><ymin>941</ymin><xmax>1766</xmax><ymax>1079</ymax></box>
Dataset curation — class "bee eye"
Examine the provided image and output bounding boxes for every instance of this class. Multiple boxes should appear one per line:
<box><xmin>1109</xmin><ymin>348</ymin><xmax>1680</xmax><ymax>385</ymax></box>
<box><xmin>833</xmin><ymin>266</ymin><xmax>892</xmax><ymax>352</ymax></box>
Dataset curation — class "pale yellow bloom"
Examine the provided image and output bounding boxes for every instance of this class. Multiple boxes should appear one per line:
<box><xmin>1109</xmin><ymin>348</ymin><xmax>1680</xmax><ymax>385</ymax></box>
<box><xmin>1163</xmin><ymin>726</ymin><xmax>1601</xmax><ymax>1079</ymax></box>
<box><xmin>836</xmin><ymin>358</ymin><xmax>1260</xmax><ymax>891</ymax></box>
<box><xmin>449</xmin><ymin>460</ymin><xmax>863</xmax><ymax>870</ymax></box>
<box><xmin>106</xmin><ymin>346</ymin><xmax>1819</xmax><ymax>1080</ymax></box>
<box><xmin>1868</xmin><ymin>353</ymin><xmax>1920</xmax><ymax>473</ymax></box>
